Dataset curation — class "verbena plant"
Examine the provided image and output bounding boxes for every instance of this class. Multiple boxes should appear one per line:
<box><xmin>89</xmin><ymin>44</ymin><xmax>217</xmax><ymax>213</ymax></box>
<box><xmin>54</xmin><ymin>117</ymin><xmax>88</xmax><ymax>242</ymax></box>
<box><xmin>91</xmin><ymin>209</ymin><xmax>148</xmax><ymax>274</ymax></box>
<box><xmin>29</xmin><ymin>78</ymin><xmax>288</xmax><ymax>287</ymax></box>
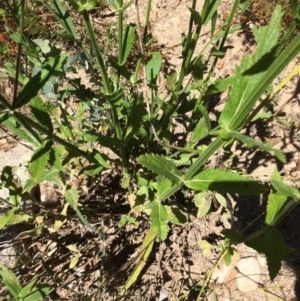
<box><xmin>0</xmin><ymin>0</ymin><xmax>300</xmax><ymax>298</ymax></box>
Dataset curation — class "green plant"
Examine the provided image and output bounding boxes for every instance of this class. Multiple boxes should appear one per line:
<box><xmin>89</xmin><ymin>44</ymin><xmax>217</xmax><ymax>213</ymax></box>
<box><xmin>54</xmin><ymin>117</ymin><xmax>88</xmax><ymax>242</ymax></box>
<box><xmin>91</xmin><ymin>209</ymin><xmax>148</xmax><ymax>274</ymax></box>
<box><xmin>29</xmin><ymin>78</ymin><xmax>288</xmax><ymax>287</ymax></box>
<box><xmin>0</xmin><ymin>0</ymin><xmax>299</xmax><ymax>298</ymax></box>
<box><xmin>0</xmin><ymin>266</ymin><xmax>53</xmax><ymax>300</ymax></box>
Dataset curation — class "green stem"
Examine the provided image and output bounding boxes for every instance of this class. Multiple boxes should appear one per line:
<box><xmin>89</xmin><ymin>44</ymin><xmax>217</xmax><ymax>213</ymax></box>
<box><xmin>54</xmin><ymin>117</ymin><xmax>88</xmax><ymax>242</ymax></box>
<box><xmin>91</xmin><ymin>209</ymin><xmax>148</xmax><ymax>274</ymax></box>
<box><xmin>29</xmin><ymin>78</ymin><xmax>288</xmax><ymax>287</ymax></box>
<box><xmin>117</xmin><ymin>0</ymin><xmax>124</xmax><ymax>87</ymax></box>
<box><xmin>158</xmin><ymin>136</ymin><xmax>225</xmax><ymax>201</ymax></box>
<box><xmin>12</xmin><ymin>0</ymin><xmax>25</xmax><ymax>104</ymax></box>
<box><xmin>82</xmin><ymin>11</ymin><xmax>112</xmax><ymax>94</ymax></box>
<box><xmin>143</xmin><ymin>0</ymin><xmax>152</xmax><ymax>43</ymax></box>
<box><xmin>81</xmin><ymin>10</ymin><xmax>130</xmax><ymax>179</ymax></box>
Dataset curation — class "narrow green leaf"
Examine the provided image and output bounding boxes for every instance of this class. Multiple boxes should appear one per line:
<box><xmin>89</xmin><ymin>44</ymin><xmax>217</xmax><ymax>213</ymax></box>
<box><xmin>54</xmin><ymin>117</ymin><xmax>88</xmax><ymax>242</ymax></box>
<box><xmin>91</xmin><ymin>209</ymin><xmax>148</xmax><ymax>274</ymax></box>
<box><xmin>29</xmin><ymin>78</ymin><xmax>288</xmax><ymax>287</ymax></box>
<box><xmin>3</xmin><ymin>117</ymin><xmax>41</xmax><ymax>147</ymax></box>
<box><xmin>184</xmin><ymin>169</ymin><xmax>267</xmax><ymax>194</ymax></box>
<box><xmin>24</xmin><ymin>283</ymin><xmax>53</xmax><ymax>301</ymax></box>
<box><xmin>154</xmin><ymin>175</ymin><xmax>173</xmax><ymax>198</ymax></box>
<box><xmin>29</xmin><ymin>140</ymin><xmax>52</xmax><ymax>181</ymax></box>
<box><xmin>271</xmin><ymin>169</ymin><xmax>300</xmax><ymax>199</ymax></box>
<box><xmin>149</xmin><ymin>201</ymin><xmax>169</xmax><ymax>241</ymax></box>
<box><xmin>146</xmin><ymin>52</ymin><xmax>162</xmax><ymax>82</ymax></box>
<box><xmin>221</xmin><ymin>229</ymin><xmax>245</xmax><ymax>244</ymax></box>
<box><xmin>0</xmin><ymin>267</ymin><xmax>22</xmax><ymax>297</ymax></box>
<box><xmin>18</xmin><ymin>279</ymin><xmax>37</xmax><ymax>298</ymax></box>
<box><xmin>219</xmin><ymin>6</ymin><xmax>284</xmax><ymax>131</ymax></box>
<box><xmin>188</xmin><ymin>7</ymin><xmax>202</xmax><ymax>25</ymax></box>
<box><xmin>120</xmin><ymin>24</ymin><xmax>136</xmax><ymax>65</ymax></box>
<box><xmin>265</xmin><ymin>226</ymin><xmax>288</xmax><ymax>280</ymax></box>
<box><xmin>190</xmin><ymin>116</ymin><xmax>209</xmax><ymax>144</ymax></box>
<box><xmin>52</xmin><ymin>0</ymin><xmax>77</xmax><ymax>39</ymax></box>
<box><xmin>30</xmin><ymin>96</ymin><xmax>53</xmax><ymax>132</ymax></box>
<box><xmin>201</xmin><ymin>0</ymin><xmax>221</xmax><ymax>25</ymax></box>
<box><xmin>194</xmin><ymin>191</ymin><xmax>211</xmax><ymax>218</ymax></box>
<box><xmin>90</xmin><ymin>150</ymin><xmax>110</xmax><ymax>168</ymax></box>
<box><xmin>14</xmin><ymin>56</ymin><xmax>63</xmax><ymax>109</ymax></box>
<box><xmin>138</xmin><ymin>154</ymin><xmax>182</xmax><ymax>183</ymax></box>
<box><xmin>265</xmin><ymin>193</ymin><xmax>288</xmax><ymax>225</ymax></box>
<box><xmin>220</xmin><ymin>130</ymin><xmax>286</xmax><ymax>162</ymax></box>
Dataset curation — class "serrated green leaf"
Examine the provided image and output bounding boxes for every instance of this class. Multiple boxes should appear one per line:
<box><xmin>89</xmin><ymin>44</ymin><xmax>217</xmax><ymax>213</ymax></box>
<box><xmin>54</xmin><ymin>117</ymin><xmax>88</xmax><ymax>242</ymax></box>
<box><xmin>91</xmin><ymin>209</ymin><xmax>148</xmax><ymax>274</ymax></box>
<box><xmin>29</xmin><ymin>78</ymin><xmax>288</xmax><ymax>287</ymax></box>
<box><xmin>190</xmin><ymin>116</ymin><xmax>209</xmax><ymax>144</ymax></box>
<box><xmin>220</xmin><ymin>130</ymin><xmax>285</xmax><ymax>162</ymax></box>
<box><xmin>219</xmin><ymin>6</ymin><xmax>284</xmax><ymax>131</ymax></box>
<box><xmin>0</xmin><ymin>266</ymin><xmax>22</xmax><ymax>297</ymax></box>
<box><xmin>155</xmin><ymin>175</ymin><xmax>173</xmax><ymax>199</ymax></box>
<box><xmin>90</xmin><ymin>150</ymin><xmax>110</xmax><ymax>168</ymax></box>
<box><xmin>244</xmin><ymin>236</ymin><xmax>265</xmax><ymax>254</ymax></box>
<box><xmin>66</xmin><ymin>188</ymin><xmax>80</xmax><ymax>209</ymax></box>
<box><xmin>184</xmin><ymin>169</ymin><xmax>267</xmax><ymax>194</ymax></box>
<box><xmin>30</xmin><ymin>96</ymin><xmax>53</xmax><ymax>132</ymax></box>
<box><xmin>194</xmin><ymin>191</ymin><xmax>211</xmax><ymax>218</ymax></box>
<box><xmin>271</xmin><ymin>169</ymin><xmax>300</xmax><ymax>199</ymax></box>
<box><xmin>206</xmin><ymin>76</ymin><xmax>235</xmax><ymax>95</ymax></box>
<box><xmin>264</xmin><ymin>226</ymin><xmax>288</xmax><ymax>280</ymax></box>
<box><xmin>3</xmin><ymin>117</ymin><xmax>41</xmax><ymax>147</ymax></box>
<box><xmin>149</xmin><ymin>201</ymin><xmax>169</xmax><ymax>241</ymax></box>
<box><xmin>221</xmin><ymin>229</ymin><xmax>244</xmax><ymax>244</ymax></box>
<box><xmin>29</xmin><ymin>140</ymin><xmax>53</xmax><ymax>181</ymax></box>
<box><xmin>265</xmin><ymin>193</ymin><xmax>288</xmax><ymax>225</ymax></box>
<box><xmin>120</xmin><ymin>24</ymin><xmax>136</xmax><ymax>65</ymax></box>
<box><xmin>24</xmin><ymin>167</ymin><xmax>62</xmax><ymax>192</ymax></box>
<box><xmin>146</xmin><ymin>52</ymin><xmax>162</xmax><ymax>82</ymax></box>
<box><xmin>138</xmin><ymin>154</ymin><xmax>182</xmax><ymax>183</ymax></box>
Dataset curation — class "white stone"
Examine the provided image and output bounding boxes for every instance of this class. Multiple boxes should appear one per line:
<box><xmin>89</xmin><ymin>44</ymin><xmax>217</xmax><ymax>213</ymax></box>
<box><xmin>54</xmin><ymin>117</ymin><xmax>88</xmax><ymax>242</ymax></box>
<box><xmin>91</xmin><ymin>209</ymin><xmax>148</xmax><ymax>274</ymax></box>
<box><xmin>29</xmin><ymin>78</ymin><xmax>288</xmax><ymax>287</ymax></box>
<box><xmin>236</xmin><ymin>257</ymin><xmax>261</xmax><ymax>292</ymax></box>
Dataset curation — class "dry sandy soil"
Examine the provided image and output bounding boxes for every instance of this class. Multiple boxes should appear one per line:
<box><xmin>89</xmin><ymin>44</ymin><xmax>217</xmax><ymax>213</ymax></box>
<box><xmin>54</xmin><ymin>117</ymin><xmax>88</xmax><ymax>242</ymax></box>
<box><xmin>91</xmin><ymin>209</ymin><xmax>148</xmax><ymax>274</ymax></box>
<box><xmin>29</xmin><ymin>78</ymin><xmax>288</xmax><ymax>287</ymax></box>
<box><xmin>0</xmin><ymin>0</ymin><xmax>300</xmax><ymax>300</ymax></box>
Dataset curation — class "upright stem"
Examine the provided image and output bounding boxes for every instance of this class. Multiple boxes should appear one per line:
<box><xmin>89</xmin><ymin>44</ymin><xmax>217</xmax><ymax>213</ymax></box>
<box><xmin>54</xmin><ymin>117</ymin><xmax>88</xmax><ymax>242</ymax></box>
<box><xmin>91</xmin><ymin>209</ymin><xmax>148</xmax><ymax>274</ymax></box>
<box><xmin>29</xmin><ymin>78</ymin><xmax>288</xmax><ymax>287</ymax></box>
<box><xmin>117</xmin><ymin>0</ymin><xmax>124</xmax><ymax>87</ymax></box>
<box><xmin>143</xmin><ymin>0</ymin><xmax>152</xmax><ymax>43</ymax></box>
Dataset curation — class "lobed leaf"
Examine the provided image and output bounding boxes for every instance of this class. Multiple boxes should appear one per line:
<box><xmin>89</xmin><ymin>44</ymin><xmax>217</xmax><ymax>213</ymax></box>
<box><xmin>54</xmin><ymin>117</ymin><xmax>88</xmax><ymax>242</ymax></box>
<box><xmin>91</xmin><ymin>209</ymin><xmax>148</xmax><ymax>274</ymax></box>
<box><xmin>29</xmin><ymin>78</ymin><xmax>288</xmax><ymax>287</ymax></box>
<box><xmin>138</xmin><ymin>154</ymin><xmax>182</xmax><ymax>183</ymax></box>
